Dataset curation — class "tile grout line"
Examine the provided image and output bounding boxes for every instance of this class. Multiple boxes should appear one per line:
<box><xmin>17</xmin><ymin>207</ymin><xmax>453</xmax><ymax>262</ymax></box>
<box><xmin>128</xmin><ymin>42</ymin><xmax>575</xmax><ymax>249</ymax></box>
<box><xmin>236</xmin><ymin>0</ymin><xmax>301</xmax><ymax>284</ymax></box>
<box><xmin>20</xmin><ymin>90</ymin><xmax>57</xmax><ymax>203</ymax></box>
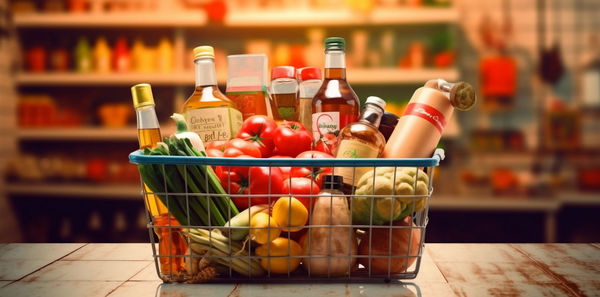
<box><xmin>509</xmin><ymin>244</ymin><xmax>584</xmax><ymax>297</ymax></box>
<box><xmin>105</xmin><ymin>261</ymin><xmax>155</xmax><ymax>296</ymax></box>
<box><xmin>1</xmin><ymin>243</ymin><xmax>89</xmax><ymax>287</ymax></box>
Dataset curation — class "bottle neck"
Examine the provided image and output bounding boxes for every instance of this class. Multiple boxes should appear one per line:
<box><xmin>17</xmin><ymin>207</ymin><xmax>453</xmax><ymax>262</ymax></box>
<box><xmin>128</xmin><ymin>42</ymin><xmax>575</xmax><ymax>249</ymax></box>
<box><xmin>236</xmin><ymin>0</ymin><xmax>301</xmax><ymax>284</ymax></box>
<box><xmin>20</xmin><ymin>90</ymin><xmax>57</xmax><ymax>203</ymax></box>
<box><xmin>359</xmin><ymin>103</ymin><xmax>384</xmax><ymax>127</ymax></box>
<box><xmin>136</xmin><ymin>105</ymin><xmax>160</xmax><ymax>129</ymax></box>
<box><xmin>194</xmin><ymin>57</ymin><xmax>217</xmax><ymax>87</ymax></box>
<box><xmin>324</xmin><ymin>50</ymin><xmax>346</xmax><ymax>79</ymax></box>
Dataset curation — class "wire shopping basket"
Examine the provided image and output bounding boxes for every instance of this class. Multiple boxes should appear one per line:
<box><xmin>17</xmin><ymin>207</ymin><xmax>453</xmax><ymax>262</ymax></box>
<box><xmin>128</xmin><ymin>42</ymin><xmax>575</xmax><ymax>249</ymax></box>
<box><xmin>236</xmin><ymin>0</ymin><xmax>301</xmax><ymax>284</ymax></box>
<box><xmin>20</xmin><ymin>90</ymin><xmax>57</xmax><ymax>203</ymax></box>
<box><xmin>129</xmin><ymin>148</ymin><xmax>444</xmax><ymax>283</ymax></box>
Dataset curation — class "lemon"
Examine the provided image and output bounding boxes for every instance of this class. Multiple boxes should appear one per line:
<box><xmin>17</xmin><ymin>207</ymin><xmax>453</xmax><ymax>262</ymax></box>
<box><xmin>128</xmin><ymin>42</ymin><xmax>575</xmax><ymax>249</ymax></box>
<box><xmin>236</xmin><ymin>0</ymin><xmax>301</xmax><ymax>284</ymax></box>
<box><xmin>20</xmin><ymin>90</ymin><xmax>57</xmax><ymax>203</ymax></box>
<box><xmin>272</xmin><ymin>197</ymin><xmax>308</xmax><ymax>232</ymax></box>
<box><xmin>250</xmin><ymin>212</ymin><xmax>281</xmax><ymax>245</ymax></box>
<box><xmin>255</xmin><ymin>237</ymin><xmax>302</xmax><ymax>274</ymax></box>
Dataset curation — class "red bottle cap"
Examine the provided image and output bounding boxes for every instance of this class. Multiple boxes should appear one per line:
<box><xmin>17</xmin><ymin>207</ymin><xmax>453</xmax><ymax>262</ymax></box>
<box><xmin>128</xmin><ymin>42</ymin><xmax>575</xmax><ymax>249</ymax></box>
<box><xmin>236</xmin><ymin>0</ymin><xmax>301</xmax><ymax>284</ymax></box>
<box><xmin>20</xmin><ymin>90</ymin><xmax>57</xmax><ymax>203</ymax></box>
<box><xmin>297</xmin><ymin>67</ymin><xmax>322</xmax><ymax>81</ymax></box>
<box><xmin>271</xmin><ymin>66</ymin><xmax>295</xmax><ymax>80</ymax></box>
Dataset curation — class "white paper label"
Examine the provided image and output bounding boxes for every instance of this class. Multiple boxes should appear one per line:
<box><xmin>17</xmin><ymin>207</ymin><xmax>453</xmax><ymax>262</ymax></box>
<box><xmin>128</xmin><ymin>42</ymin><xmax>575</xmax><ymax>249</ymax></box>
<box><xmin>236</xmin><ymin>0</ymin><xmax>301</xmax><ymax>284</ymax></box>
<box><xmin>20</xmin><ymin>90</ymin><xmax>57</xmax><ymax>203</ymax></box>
<box><xmin>312</xmin><ymin>111</ymin><xmax>340</xmax><ymax>140</ymax></box>
<box><xmin>185</xmin><ymin>107</ymin><xmax>243</xmax><ymax>143</ymax></box>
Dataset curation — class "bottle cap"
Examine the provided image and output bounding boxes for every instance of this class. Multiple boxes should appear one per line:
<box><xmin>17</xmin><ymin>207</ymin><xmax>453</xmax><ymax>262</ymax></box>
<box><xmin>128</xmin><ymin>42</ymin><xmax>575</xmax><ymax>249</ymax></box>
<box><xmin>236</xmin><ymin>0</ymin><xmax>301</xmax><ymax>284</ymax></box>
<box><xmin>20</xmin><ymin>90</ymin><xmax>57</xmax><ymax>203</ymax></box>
<box><xmin>271</xmin><ymin>66</ymin><xmax>295</xmax><ymax>80</ymax></box>
<box><xmin>193</xmin><ymin>46</ymin><xmax>215</xmax><ymax>60</ymax></box>
<box><xmin>324</xmin><ymin>37</ymin><xmax>345</xmax><ymax>51</ymax></box>
<box><xmin>449</xmin><ymin>81</ymin><xmax>476</xmax><ymax>111</ymax></box>
<box><xmin>365</xmin><ymin>96</ymin><xmax>386</xmax><ymax>110</ymax></box>
<box><xmin>131</xmin><ymin>83</ymin><xmax>155</xmax><ymax>108</ymax></box>
<box><xmin>297</xmin><ymin>67</ymin><xmax>322</xmax><ymax>81</ymax></box>
<box><xmin>322</xmin><ymin>175</ymin><xmax>344</xmax><ymax>189</ymax></box>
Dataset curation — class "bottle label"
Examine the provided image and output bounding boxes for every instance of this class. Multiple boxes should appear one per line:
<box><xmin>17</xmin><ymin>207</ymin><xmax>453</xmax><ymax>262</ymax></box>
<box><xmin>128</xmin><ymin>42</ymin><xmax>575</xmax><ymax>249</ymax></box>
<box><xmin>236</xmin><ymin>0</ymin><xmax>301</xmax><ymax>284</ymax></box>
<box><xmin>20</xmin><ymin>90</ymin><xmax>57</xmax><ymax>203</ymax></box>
<box><xmin>403</xmin><ymin>103</ymin><xmax>447</xmax><ymax>134</ymax></box>
<box><xmin>297</xmin><ymin>98</ymin><xmax>313</xmax><ymax>134</ymax></box>
<box><xmin>185</xmin><ymin>107</ymin><xmax>243</xmax><ymax>143</ymax></box>
<box><xmin>278</xmin><ymin>107</ymin><xmax>296</xmax><ymax>120</ymax></box>
<box><xmin>335</xmin><ymin>139</ymin><xmax>380</xmax><ymax>186</ymax></box>
<box><xmin>312</xmin><ymin>112</ymin><xmax>340</xmax><ymax>140</ymax></box>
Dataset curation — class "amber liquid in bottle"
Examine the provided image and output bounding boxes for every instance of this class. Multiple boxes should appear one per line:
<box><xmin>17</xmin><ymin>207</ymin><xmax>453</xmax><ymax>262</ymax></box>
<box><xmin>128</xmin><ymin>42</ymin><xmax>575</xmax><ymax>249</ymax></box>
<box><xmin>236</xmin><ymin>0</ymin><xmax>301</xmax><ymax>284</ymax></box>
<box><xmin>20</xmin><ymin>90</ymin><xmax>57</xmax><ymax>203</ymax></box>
<box><xmin>335</xmin><ymin>98</ymin><xmax>387</xmax><ymax>193</ymax></box>
<box><xmin>271</xmin><ymin>93</ymin><xmax>297</xmax><ymax>121</ymax></box>
<box><xmin>312</xmin><ymin>45</ymin><xmax>360</xmax><ymax>153</ymax></box>
<box><xmin>132</xmin><ymin>85</ymin><xmax>187</xmax><ymax>276</ymax></box>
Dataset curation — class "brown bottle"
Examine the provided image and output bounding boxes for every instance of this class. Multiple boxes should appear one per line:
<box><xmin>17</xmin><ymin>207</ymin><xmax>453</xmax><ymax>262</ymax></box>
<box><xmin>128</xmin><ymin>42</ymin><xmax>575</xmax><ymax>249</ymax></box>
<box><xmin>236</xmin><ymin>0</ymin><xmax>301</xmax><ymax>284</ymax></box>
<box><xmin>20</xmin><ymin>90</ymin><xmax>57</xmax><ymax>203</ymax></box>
<box><xmin>383</xmin><ymin>79</ymin><xmax>476</xmax><ymax>159</ymax></box>
<box><xmin>312</xmin><ymin>37</ymin><xmax>360</xmax><ymax>154</ymax></box>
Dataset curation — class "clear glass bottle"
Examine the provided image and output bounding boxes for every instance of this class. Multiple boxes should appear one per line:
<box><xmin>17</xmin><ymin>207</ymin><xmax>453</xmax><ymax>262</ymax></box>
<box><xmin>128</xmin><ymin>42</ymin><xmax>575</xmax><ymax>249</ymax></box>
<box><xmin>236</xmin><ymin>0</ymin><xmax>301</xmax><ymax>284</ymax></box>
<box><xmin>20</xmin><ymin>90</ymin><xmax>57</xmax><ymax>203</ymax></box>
<box><xmin>270</xmin><ymin>66</ymin><xmax>297</xmax><ymax>121</ymax></box>
<box><xmin>131</xmin><ymin>83</ymin><xmax>187</xmax><ymax>276</ymax></box>
<box><xmin>312</xmin><ymin>37</ymin><xmax>360</xmax><ymax>153</ymax></box>
<box><xmin>296</xmin><ymin>67</ymin><xmax>322</xmax><ymax>135</ymax></box>
<box><xmin>335</xmin><ymin>96</ymin><xmax>387</xmax><ymax>190</ymax></box>
<box><xmin>182</xmin><ymin>46</ymin><xmax>243</xmax><ymax>143</ymax></box>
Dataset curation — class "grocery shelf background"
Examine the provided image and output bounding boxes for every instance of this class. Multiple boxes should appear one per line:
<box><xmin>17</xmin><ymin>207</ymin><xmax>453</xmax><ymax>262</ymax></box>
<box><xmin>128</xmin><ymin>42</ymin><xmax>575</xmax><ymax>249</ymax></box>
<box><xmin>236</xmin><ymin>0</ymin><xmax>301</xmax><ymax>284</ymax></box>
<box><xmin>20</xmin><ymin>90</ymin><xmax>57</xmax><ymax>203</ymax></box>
<box><xmin>1</xmin><ymin>0</ymin><xmax>599</xmax><ymax>244</ymax></box>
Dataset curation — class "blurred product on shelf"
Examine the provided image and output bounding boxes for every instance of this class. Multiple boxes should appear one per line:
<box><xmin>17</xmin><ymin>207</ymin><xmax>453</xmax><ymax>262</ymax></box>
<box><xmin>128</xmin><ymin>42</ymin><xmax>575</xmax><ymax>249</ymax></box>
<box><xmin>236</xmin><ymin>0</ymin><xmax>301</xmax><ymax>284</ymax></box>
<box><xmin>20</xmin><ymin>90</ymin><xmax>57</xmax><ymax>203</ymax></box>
<box><xmin>479</xmin><ymin>55</ymin><xmax>517</xmax><ymax>111</ymax></box>
<box><xmin>470</xmin><ymin>130</ymin><xmax>525</xmax><ymax>152</ymax></box>
<box><xmin>11</xmin><ymin>0</ymin><xmax>36</xmax><ymax>13</ymax></box>
<box><xmin>312</xmin><ymin>37</ymin><xmax>360</xmax><ymax>155</ymax></box>
<box><xmin>183</xmin><ymin>46</ymin><xmax>243</xmax><ymax>142</ymax></box>
<box><xmin>383</xmin><ymin>79</ymin><xmax>476</xmax><ymax>159</ymax></box>
<box><xmin>273</xmin><ymin>43</ymin><xmax>291</xmax><ymax>67</ymax></box>
<box><xmin>351</xmin><ymin>30</ymin><xmax>368</xmax><ymax>68</ymax></box>
<box><xmin>18</xmin><ymin>95</ymin><xmax>84</xmax><ymax>127</ymax></box>
<box><xmin>380</xmin><ymin>30</ymin><xmax>396</xmax><ymax>67</ymax></box>
<box><xmin>156</xmin><ymin>38</ymin><xmax>174</xmax><ymax>73</ymax></box>
<box><xmin>304</xmin><ymin>29</ymin><xmax>325</xmax><ymax>69</ymax></box>
<box><xmin>74</xmin><ymin>37</ymin><xmax>92</xmax><ymax>73</ymax></box>
<box><xmin>98</xmin><ymin>103</ymin><xmax>131</xmax><ymax>127</ymax></box>
<box><xmin>430</xmin><ymin>31</ymin><xmax>455</xmax><ymax>68</ymax></box>
<box><xmin>296</xmin><ymin>67</ymin><xmax>322</xmax><ymax>136</ymax></box>
<box><xmin>131</xmin><ymin>38</ymin><xmax>155</xmax><ymax>72</ymax></box>
<box><xmin>113</xmin><ymin>37</ymin><xmax>131</xmax><ymax>72</ymax></box>
<box><xmin>543</xmin><ymin>101</ymin><xmax>580</xmax><ymax>151</ymax></box>
<box><xmin>44</xmin><ymin>0</ymin><xmax>65</xmax><ymax>12</ymax></box>
<box><xmin>93</xmin><ymin>37</ymin><xmax>112</xmax><ymax>73</ymax></box>
<box><xmin>399</xmin><ymin>41</ymin><xmax>426</xmax><ymax>69</ymax></box>
<box><xmin>69</xmin><ymin>0</ymin><xmax>88</xmax><ymax>12</ymax></box>
<box><xmin>577</xmin><ymin>167</ymin><xmax>600</xmax><ymax>191</ymax></box>
<box><xmin>26</xmin><ymin>46</ymin><xmax>46</xmax><ymax>72</ymax></box>
<box><xmin>226</xmin><ymin>54</ymin><xmax>273</xmax><ymax>120</ymax></box>
<box><xmin>378</xmin><ymin>112</ymin><xmax>400</xmax><ymax>141</ymax></box>
<box><xmin>270</xmin><ymin>66</ymin><xmax>297</xmax><ymax>121</ymax></box>
<box><xmin>50</xmin><ymin>46</ymin><xmax>70</xmax><ymax>72</ymax></box>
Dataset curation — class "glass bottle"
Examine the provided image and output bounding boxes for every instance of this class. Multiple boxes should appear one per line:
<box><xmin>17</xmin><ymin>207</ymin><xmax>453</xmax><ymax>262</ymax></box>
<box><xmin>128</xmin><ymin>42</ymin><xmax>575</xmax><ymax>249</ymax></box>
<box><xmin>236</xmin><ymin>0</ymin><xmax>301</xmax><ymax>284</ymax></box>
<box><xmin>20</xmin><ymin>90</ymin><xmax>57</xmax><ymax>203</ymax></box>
<box><xmin>226</xmin><ymin>54</ymin><xmax>276</xmax><ymax>120</ymax></box>
<box><xmin>131</xmin><ymin>83</ymin><xmax>187</xmax><ymax>276</ymax></box>
<box><xmin>296</xmin><ymin>67</ymin><xmax>322</xmax><ymax>135</ymax></box>
<box><xmin>182</xmin><ymin>46</ymin><xmax>243</xmax><ymax>143</ymax></box>
<box><xmin>335</xmin><ymin>96</ymin><xmax>387</xmax><ymax>191</ymax></box>
<box><xmin>312</xmin><ymin>37</ymin><xmax>360</xmax><ymax>154</ymax></box>
<box><xmin>270</xmin><ymin>66</ymin><xmax>297</xmax><ymax>121</ymax></box>
<box><xmin>93</xmin><ymin>36</ymin><xmax>111</xmax><ymax>73</ymax></box>
<box><xmin>74</xmin><ymin>37</ymin><xmax>91</xmax><ymax>73</ymax></box>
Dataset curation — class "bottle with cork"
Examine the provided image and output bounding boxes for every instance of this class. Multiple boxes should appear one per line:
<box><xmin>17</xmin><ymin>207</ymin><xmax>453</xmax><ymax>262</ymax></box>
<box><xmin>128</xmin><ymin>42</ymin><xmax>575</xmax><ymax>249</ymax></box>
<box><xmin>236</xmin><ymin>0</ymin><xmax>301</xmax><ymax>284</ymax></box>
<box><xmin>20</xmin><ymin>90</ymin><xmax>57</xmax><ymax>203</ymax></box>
<box><xmin>383</xmin><ymin>79</ymin><xmax>476</xmax><ymax>159</ymax></box>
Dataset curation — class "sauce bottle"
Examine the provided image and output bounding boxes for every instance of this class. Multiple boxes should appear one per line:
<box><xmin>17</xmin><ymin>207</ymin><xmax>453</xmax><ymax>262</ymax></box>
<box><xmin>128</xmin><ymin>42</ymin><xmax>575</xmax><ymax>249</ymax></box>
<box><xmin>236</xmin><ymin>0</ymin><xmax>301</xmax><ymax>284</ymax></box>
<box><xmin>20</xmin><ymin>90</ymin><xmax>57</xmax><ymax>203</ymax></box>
<box><xmin>296</xmin><ymin>67</ymin><xmax>322</xmax><ymax>135</ymax></box>
<box><xmin>93</xmin><ymin>36</ymin><xmax>111</xmax><ymax>73</ymax></box>
<box><xmin>270</xmin><ymin>66</ymin><xmax>297</xmax><ymax>121</ymax></box>
<box><xmin>131</xmin><ymin>83</ymin><xmax>187</xmax><ymax>276</ymax></box>
<box><xmin>113</xmin><ymin>37</ymin><xmax>131</xmax><ymax>73</ymax></box>
<box><xmin>312</xmin><ymin>37</ymin><xmax>360</xmax><ymax>154</ymax></box>
<box><xmin>182</xmin><ymin>46</ymin><xmax>243</xmax><ymax>143</ymax></box>
<box><xmin>335</xmin><ymin>96</ymin><xmax>387</xmax><ymax>190</ymax></box>
<box><xmin>156</xmin><ymin>37</ymin><xmax>174</xmax><ymax>73</ymax></box>
<box><xmin>74</xmin><ymin>37</ymin><xmax>91</xmax><ymax>73</ymax></box>
<box><xmin>383</xmin><ymin>79</ymin><xmax>476</xmax><ymax>159</ymax></box>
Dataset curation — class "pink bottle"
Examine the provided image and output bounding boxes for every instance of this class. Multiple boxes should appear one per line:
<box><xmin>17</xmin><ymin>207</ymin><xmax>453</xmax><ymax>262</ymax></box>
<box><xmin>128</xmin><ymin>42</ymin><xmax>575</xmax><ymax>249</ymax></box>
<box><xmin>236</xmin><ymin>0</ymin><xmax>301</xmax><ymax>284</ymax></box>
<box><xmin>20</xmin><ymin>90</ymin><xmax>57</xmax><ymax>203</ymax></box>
<box><xmin>383</xmin><ymin>79</ymin><xmax>476</xmax><ymax>159</ymax></box>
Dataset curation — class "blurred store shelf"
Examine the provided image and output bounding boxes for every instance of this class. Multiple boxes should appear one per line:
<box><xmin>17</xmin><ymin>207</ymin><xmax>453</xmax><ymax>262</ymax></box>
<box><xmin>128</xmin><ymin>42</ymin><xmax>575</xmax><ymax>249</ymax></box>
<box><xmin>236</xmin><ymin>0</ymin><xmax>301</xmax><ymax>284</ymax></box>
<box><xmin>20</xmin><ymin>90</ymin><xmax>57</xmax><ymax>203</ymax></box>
<box><xmin>16</xmin><ymin>68</ymin><xmax>458</xmax><ymax>86</ymax></box>
<box><xmin>226</xmin><ymin>8</ymin><xmax>458</xmax><ymax>26</ymax></box>
<box><xmin>17</xmin><ymin>127</ymin><xmax>138</xmax><ymax>141</ymax></box>
<box><xmin>430</xmin><ymin>196</ymin><xmax>561</xmax><ymax>211</ymax></box>
<box><xmin>5</xmin><ymin>183</ymin><xmax>140</xmax><ymax>199</ymax></box>
<box><xmin>13</xmin><ymin>12</ymin><xmax>207</xmax><ymax>27</ymax></box>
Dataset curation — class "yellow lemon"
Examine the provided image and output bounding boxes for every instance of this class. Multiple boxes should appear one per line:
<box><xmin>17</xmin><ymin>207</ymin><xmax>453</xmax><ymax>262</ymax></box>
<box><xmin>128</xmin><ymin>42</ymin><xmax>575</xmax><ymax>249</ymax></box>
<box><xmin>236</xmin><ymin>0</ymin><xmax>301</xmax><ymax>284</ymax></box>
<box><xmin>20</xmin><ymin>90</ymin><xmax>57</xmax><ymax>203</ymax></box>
<box><xmin>250</xmin><ymin>212</ymin><xmax>281</xmax><ymax>244</ymax></box>
<box><xmin>272</xmin><ymin>197</ymin><xmax>308</xmax><ymax>232</ymax></box>
<box><xmin>255</xmin><ymin>237</ymin><xmax>302</xmax><ymax>274</ymax></box>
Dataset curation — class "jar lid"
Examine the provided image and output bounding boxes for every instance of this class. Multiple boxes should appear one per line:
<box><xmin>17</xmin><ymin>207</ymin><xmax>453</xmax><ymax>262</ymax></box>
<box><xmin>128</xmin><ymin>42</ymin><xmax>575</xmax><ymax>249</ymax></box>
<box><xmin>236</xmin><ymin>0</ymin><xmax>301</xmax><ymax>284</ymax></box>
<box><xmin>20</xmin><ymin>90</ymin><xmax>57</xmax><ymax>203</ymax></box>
<box><xmin>193</xmin><ymin>46</ymin><xmax>214</xmax><ymax>60</ymax></box>
<box><xmin>322</xmin><ymin>175</ymin><xmax>344</xmax><ymax>189</ymax></box>
<box><xmin>271</xmin><ymin>66</ymin><xmax>295</xmax><ymax>80</ymax></box>
<box><xmin>324</xmin><ymin>37</ymin><xmax>345</xmax><ymax>51</ymax></box>
<box><xmin>297</xmin><ymin>67</ymin><xmax>322</xmax><ymax>81</ymax></box>
<box><xmin>381</xmin><ymin>112</ymin><xmax>400</xmax><ymax>126</ymax></box>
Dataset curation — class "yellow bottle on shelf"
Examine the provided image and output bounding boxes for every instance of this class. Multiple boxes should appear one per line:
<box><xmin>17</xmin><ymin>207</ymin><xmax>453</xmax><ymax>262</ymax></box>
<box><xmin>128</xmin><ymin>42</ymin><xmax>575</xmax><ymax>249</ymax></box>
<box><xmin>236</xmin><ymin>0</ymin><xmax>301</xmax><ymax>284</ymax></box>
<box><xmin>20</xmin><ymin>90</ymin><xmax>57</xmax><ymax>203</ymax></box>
<box><xmin>156</xmin><ymin>37</ymin><xmax>174</xmax><ymax>73</ymax></box>
<box><xmin>93</xmin><ymin>36</ymin><xmax>111</xmax><ymax>73</ymax></box>
<box><xmin>182</xmin><ymin>46</ymin><xmax>243</xmax><ymax>143</ymax></box>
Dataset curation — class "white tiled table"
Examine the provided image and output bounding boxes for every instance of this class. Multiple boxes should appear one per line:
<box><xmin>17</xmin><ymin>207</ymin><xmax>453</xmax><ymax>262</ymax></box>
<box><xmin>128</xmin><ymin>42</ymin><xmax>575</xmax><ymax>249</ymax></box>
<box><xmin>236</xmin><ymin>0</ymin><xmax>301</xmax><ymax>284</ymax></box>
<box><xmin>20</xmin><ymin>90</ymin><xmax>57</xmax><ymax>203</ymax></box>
<box><xmin>0</xmin><ymin>243</ymin><xmax>598</xmax><ymax>297</ymax></box>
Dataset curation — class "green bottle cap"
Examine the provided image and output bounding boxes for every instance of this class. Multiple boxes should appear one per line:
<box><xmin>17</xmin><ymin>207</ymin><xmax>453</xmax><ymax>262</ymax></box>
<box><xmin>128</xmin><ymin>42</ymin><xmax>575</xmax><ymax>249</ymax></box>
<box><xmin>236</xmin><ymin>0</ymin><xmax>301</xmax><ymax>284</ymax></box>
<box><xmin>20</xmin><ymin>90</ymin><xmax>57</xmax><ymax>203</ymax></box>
<box><xmin>324</xmin><ymin>37</ymin><xmax>345</xmax><ymax>51</ymax></box>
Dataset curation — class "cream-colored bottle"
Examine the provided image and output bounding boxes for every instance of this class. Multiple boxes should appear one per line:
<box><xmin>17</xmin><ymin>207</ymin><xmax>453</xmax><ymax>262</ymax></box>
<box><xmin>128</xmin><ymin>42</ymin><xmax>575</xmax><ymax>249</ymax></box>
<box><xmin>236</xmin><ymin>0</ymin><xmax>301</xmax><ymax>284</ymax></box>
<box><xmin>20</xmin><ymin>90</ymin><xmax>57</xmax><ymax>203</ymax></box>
<box><xmin>383</xmin><ymin>79</ymin><xmax>476</xmax><ymax>159</ymax></box>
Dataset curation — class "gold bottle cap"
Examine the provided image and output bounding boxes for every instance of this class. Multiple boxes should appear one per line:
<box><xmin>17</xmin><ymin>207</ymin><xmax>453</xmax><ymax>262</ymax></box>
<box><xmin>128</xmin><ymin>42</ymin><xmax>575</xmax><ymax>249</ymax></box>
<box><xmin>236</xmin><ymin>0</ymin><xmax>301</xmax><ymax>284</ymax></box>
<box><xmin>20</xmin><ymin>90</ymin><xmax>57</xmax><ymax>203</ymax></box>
<box><xmin>449</xmin><ymin>82</ymin><xmax>476</xmax><ymax>111</ymax></box>
<box><xmin>131</xmin><ymin>83</ymin><xmax>155</xmax><ymax>108</ymax></box>
<box><xmin>193</xmin><ymin>46</ymin><xmax>215</xmax><ymax>60</ymax></box>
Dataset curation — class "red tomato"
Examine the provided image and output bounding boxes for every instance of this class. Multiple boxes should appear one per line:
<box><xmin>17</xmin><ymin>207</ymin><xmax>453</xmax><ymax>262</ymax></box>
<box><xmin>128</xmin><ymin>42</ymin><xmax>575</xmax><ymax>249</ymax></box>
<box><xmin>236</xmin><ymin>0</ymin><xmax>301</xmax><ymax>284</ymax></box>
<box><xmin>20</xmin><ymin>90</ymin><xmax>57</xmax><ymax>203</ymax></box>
<box><xmin>237</xmin><ymin>115</ymin><xmax>277</xmax><ymax>157</ymax></box>
<box><xmin>314</xmin><ymin>133</ymin><xmax>338</xmax><ymax>155</ymax></box>
<box><xmin>223</xmin><ymin>138</ymin><xmax>261</xmax><ymax>158</ymax></box>
<box><xmin>217</xmin><ymin>165</ymin><xmax>285</xmax><ymax>210</ymax></box>
<box><xmin>281</xmin><ymin>177</ymin><xmax>320</xmax><ymax>211</ymax></box>
<box><xmin>206</xmin><ymin>148</ymin><xmax>224</xmax><ymax>158</ymax></box>
<box><xmin>273</xmin><ymin>121</ymin><xmax>313</xmax><ymax>157</ymax></box>
<box><xmin>206</xmin><ymin>140</ymin><xmax>227</xmax><ymax>152</ymax></box>
<box><xmin>291</xmin><ymin>150</ymin><xmax>334</xmax><ymax>187</ymax></box>
<box><xmin>269</xmin><ymin>155</ymin><xmax>293</xmax><ymax>179</ymax></box>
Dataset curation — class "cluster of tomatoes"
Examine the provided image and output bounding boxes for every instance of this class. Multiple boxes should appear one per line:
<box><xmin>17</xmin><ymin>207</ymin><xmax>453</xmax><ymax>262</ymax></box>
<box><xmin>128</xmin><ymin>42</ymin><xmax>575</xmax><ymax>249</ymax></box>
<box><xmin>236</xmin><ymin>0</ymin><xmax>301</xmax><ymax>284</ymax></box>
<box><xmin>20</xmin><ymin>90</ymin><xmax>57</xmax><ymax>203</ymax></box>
<box><xmin>206</xmin><ymin>115</ymin><xmax>334</xmax><ymax>211</ymax></box>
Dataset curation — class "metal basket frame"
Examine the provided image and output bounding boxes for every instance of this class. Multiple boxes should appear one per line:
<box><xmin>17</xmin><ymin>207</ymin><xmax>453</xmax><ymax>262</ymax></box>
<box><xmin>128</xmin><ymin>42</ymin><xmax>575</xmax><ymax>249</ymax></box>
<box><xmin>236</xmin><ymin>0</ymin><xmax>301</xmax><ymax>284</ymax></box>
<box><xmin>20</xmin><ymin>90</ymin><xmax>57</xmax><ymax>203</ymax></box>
<box><xmin>129</xmin><ymin>149</ymin><xmax>444</xmax><ymax>283</ymax></box>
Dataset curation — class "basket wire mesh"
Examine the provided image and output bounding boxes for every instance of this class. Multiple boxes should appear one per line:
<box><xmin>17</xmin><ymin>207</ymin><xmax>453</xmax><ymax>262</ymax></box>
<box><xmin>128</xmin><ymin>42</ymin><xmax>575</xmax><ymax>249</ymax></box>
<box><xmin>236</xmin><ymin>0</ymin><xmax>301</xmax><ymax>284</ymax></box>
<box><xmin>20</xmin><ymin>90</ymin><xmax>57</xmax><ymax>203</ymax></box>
<box><xmin>130</xmin><ymin>149</ymin><xmax>443</xmax><ymax>283</ymax></box>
